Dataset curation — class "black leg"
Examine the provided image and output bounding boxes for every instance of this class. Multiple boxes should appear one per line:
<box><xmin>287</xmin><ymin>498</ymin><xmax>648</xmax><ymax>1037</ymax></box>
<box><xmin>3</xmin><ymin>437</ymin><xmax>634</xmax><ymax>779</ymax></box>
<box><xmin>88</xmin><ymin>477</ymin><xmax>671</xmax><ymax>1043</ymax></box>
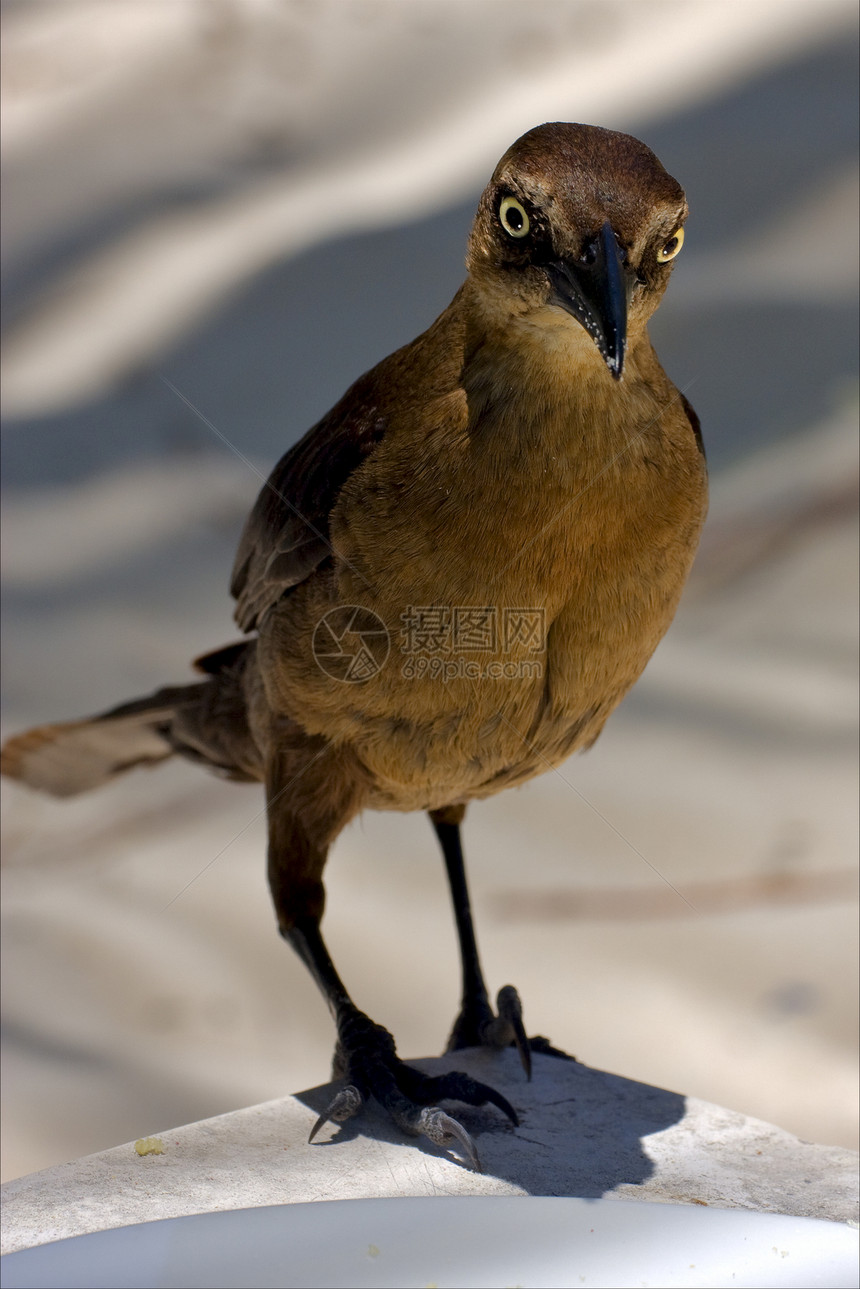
<box><xmin>264</xmin><ymin>745</ymin><xmax>517</xmax><ymax>1170</ymax></box>
<box><xmin>429</xmin><ymin>805</ymin><xmax>532</xmax><ymax>1077</ymax></box>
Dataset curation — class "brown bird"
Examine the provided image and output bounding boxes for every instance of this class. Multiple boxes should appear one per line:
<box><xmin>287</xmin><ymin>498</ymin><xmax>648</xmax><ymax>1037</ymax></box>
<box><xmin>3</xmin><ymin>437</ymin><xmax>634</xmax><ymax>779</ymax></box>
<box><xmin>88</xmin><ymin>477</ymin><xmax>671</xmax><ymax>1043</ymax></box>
<box><xmin>1</xmin><ymin>123</ymin><xmax>707</xmax><ymax>1169</ymax></box>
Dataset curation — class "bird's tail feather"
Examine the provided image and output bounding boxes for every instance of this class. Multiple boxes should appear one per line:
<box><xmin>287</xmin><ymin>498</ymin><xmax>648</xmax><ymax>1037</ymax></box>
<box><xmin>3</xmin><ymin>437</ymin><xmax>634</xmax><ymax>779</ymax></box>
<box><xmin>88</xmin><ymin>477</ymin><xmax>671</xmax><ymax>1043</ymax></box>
<box><xmin>3</xmin><ymin>640</ymin><xmax>261</xmax><ymax>797</ymax></box>
<box><xmin>0</xmin><ymin>686</ymin><xmax>205</xmax><ymax>798</ymax></box>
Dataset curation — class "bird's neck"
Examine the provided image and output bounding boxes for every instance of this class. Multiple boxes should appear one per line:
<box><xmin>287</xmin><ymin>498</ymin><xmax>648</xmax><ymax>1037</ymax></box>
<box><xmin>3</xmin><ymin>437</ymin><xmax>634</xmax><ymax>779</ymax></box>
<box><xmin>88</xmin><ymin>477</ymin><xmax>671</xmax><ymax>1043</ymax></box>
<box><xmin>458</xmin><ymin>283</ymin><xmax>659</xmax><ymax>465</ymax></box>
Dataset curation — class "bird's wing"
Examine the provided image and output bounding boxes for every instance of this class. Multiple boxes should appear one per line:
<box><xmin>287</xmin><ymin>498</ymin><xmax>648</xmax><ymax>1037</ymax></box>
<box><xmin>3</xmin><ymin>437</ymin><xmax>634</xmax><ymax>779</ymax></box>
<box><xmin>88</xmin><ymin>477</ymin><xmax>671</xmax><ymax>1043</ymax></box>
<box><xmin>680</xmin><ymin>392</ymin><xmax>705</xmax><ymax>457</ymax></box>
<box><xmin>230</xmin><ymin>378</ymin><xmax>388</xmax><ymax>633</ymax></box>
<box><xmin>232</xmin><ymin>290</ymin><xmax>467</xmax><ymax>632</ymax></box>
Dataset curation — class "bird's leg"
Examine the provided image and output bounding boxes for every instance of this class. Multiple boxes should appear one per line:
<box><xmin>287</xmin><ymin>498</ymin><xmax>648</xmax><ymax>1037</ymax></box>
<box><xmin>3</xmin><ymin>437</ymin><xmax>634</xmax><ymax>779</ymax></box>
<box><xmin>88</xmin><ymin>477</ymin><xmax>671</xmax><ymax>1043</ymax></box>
<box><xmin>429</xmin><ymin>804</ymin><xmax>531</xmax><ymax>1076</ymax></box>
<box><xmin>265</xmin><ymin>746</ymin><xmax>517</xmax><ymax>1170</ymax></box>
<box><xmin>430</xmin><ymin>805</ymin><xmax>573</xmax><ymax>1076</ymax></box>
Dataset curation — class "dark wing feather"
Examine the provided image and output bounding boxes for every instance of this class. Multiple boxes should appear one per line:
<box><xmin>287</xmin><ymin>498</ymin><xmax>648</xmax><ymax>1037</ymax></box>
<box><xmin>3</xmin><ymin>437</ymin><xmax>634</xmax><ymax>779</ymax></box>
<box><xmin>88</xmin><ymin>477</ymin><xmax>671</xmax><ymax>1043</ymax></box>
<box><xmin>680</xmin><ymin>392</ymin><xmax>705</xmax><ymax>458</ymax></box>
<box><xmin>231</xmin><ymin>378</ymin><xmax>388</xmax><ymax>632</ymax></box>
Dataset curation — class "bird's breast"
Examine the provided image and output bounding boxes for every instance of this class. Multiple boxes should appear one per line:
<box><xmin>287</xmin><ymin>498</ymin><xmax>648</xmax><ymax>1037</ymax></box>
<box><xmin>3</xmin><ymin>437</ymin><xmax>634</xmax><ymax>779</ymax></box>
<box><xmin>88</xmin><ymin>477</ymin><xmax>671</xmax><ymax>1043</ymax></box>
<box><xmin>259</xmin><ymin>368</ymin><xmax>706</xmax><ymax>811</ymax></box>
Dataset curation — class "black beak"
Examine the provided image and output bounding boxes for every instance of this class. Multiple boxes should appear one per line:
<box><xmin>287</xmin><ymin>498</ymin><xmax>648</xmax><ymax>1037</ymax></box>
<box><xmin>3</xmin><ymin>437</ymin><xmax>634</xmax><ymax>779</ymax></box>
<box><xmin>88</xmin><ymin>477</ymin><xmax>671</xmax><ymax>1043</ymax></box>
<box><xmin>545</xmin><ymin>221</ymin><xmax>631</xmax><ymax>380</ymax></box>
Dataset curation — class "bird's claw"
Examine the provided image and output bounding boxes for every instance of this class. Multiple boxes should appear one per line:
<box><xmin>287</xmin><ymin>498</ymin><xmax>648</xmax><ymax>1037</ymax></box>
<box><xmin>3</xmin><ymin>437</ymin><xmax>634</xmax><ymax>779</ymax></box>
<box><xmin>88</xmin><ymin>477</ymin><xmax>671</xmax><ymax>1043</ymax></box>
<box><xmin>308</xmin><ymin>1083</ymin><xmax>364</xmax><ymax>1142</ymax></box>
<box><xmin>398</xmin><ymin>1064</ymin><xmax>519</xmax><ymax>1130</ymax></box>
<box><xmin>489</xmin><ymin>985</ymin><xmax>531</xmax><ymax>1079</ymax></box>
<box><xmin>415</xmin><ymin>1107</ymin><xmax>482</xmax><ymax>1172</ymax></box>
<box><xmin>449</xmin><ymin>983</ymin><xmax>530</xmax><ymax>1074</ymax></box>
<box><xmin>527</xmin><ymin>1034</ymin><xmax>577</xmax><ymax>1062</ymax></box>
<box><xmin>448</xmin><ymin>984</ymin><xmax>574</xmax><ymax>1077</ymax></box>
<box><xmin>307</xmin><ymin>1013</ymin><xmax>515</xmax><ymax>1170</ymax></box>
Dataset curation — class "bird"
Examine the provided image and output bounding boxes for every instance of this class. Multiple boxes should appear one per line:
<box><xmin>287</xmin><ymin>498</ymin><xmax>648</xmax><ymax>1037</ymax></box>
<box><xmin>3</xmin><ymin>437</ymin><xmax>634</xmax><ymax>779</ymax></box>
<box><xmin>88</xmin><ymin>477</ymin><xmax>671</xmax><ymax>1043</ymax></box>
<box><xmin>1</xmin><ymin>122</ymin><xmax>707</xmax><ymax>1170</ymax></box>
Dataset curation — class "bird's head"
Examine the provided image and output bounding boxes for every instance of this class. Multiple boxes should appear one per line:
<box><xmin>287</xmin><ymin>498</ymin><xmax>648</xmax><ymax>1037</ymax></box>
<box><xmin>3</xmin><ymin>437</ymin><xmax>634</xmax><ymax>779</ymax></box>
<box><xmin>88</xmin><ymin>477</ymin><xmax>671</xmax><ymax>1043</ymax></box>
<box><xmin>466</xmin><ymin>122</ymin><xmax>688</xmax><ymax>380</ymax></box>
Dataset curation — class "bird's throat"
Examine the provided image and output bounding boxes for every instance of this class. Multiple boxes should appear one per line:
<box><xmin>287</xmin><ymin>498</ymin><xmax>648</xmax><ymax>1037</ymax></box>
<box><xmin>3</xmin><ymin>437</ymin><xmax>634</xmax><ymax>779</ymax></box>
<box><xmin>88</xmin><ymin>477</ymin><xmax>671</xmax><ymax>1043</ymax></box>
<box><xmin>462</xmin><ymin>305</ymin><xmax>647</xmax><ymax>465</ymax></box>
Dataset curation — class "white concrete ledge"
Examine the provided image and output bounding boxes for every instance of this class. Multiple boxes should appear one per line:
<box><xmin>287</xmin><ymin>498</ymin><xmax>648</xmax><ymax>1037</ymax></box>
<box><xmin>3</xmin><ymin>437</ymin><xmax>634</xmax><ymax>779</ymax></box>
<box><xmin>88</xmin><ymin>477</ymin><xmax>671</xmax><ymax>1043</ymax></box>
<box><xmin>2</xmin><ymin>1049</ymin><xmax>857</xmax><ymax>1256</ymax></box>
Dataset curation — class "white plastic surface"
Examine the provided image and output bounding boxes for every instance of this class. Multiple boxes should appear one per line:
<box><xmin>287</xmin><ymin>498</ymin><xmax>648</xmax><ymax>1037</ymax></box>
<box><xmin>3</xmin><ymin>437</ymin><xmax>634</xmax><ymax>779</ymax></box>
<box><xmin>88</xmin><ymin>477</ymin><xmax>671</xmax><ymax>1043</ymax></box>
<box><xmin>1</xmin><ymin>1196</ymin><xmax>857</xmax><ymax>1289</ymax></box>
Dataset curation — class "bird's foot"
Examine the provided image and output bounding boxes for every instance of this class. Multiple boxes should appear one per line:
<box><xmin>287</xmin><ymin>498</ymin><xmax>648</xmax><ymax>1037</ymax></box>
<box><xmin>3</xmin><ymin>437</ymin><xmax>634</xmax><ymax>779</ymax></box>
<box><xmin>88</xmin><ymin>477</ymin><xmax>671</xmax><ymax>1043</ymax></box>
<box><xmin>447</xmin><ymin>985</ymin><xmax>576</xmax><ymax>1080</ymax></box>
<box><xmin>308</xmin><ymin>1008</ymin><xmax>518</xmax><ymax>1171</ymax></box>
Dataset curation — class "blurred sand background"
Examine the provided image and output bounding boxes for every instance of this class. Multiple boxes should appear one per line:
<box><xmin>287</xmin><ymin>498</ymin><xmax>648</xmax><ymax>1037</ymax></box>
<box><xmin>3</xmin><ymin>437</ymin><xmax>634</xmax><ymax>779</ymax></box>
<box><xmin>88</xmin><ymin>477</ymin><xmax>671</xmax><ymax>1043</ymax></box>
<box><xmin>1</xmin><ymin>0</ymin><xmax>857</xmax><ymax>1183</ymax></box>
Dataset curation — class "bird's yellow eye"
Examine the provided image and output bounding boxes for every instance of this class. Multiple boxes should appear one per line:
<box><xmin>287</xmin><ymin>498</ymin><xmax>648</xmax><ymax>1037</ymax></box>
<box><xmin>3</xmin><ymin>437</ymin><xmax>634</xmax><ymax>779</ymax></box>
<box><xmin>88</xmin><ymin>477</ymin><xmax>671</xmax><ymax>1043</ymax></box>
<box><xmin>499</xmin><ymin>196</ymin><xmax>530</xmax><ymax>239</ymax></box>
<box><xmin>657</xmin><ymin>226</ymin><xmax>684</xmax><ymax>262</ymax></box>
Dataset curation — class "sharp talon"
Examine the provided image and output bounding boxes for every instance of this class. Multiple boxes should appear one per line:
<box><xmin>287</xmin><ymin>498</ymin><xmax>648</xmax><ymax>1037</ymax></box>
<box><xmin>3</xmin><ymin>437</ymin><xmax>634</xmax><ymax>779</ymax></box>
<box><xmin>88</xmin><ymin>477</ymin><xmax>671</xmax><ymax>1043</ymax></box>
<box><xmin>497</xmin><ymin>985</ymin><xmax>531</xmax><ymax>1080</ymax></box>
<box><xmin>308</xmin><ymin>1112</ymin><xmax>329</xmax><ymax>1144</ymax></box>
<box><xmin>514</xmin><ymin>1021</ymin><xmax>532</xmax><ymax>1080</ymax></box>
<box><xmin>416</xmin><ymin>1068</ymin><xmax>520</xmax><ymax>1128</ymax></box>
<box><xmin>308</xmin><ymin>1084</ymin><xmax>363</xmax><ymax>1143</ymax></box>
<box><xmin>482</xmin><ymin>1083</ymin><xmax>519</xmax><ymax>1128</ymax></box>
<box><xmin>417</xmin><ymin>1107</ymin><xmax>482</xmax><ymax>1172</ymax></box>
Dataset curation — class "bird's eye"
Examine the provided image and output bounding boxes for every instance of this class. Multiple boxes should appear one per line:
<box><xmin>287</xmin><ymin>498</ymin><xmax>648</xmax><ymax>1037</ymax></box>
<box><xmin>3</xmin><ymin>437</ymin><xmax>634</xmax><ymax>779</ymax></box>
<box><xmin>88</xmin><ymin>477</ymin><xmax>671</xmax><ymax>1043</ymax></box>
<box><xmin>499</xmin><ymin>197</ymin><xmax>530</xmax><ymax>239</ymax></box>
<box><xmin>657</xmin><ymin>227</ymin><xmax>685</xmax><ymax>262</ymax></box>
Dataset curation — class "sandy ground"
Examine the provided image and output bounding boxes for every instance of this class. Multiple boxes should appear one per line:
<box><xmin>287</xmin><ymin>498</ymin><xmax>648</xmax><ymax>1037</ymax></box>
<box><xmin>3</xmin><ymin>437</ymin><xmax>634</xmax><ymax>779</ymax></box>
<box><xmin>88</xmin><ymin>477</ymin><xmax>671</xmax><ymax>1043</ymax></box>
<box><xmin>1</xmin><ymin>1</ymin><xmax>858</xmax><ymax>1183</ymax></box>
